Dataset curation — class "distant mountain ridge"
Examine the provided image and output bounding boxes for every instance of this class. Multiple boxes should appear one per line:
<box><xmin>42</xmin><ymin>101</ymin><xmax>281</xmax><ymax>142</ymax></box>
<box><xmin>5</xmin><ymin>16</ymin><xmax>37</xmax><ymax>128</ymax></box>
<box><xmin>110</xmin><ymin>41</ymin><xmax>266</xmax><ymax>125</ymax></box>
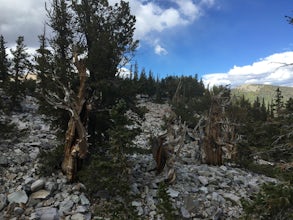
<box><xmin>231</xmin><ymin>84</ymin><xmax>293</xmax><ymax>105</ymax></box>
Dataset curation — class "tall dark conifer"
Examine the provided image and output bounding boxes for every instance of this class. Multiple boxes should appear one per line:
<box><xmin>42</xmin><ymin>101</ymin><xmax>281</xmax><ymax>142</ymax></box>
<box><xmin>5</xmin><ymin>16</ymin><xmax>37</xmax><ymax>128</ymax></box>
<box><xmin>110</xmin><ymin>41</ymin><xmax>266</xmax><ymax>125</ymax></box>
<box><xmin>0</xmin><ymin>35</ymin><xmax>10</xmax><ymax>86</ymax></box>
<box><xmin>9</xmin><ymin>36</ymin><xmax>31</xmax><ymax>109</ymax></box>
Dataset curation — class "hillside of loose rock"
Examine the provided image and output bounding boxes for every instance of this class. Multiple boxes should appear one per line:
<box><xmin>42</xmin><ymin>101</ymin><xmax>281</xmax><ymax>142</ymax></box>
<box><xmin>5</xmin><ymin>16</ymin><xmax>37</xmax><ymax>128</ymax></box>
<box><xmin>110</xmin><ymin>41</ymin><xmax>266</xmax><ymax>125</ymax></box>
<box><xmin>0</xmin><ymin>96</ymin><xmax>280</xmax><ymax>219</ymax></box>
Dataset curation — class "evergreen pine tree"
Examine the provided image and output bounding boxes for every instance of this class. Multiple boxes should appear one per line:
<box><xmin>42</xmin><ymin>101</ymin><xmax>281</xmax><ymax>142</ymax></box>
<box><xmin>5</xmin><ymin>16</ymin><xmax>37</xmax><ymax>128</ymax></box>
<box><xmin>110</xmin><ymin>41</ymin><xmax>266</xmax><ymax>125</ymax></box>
<box><xmin>273</xmin><ymin>87</ymin><xmax>284</xmax><ymax>117</ymax></box>
<box><xmin>0</xmin><ymin>35</ymin><xmax>10</xmax><ymax>87</ymax></box>
<box><xmin>9</xmin><ymin>36</ymin><xmax>31</xmax><ymax>110</ymax></box>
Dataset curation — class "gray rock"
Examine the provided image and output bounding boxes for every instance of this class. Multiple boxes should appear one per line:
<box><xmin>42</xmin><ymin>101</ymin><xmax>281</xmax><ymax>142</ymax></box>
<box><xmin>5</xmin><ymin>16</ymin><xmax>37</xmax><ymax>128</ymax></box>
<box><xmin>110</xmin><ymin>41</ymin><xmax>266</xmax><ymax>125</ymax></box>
<box><xmin>8</xmin><ymin>190</ymin><xmax>28</xmax><ymax>204</ymax></box>
<box><xmin>45</xmin><ymin>181</ymin><xmax>58</xmax><ymax>194</ymax></box>
<box><xmin>0</xmin><ymin>194</ymin><xmax>7</xmax><ymax>211</ymax></box>
<box><xmin>72</xmin><ymin>183</ymin><xmax>86</xmax><ymax>192</ymax></box>
<box><xmin>213</xmin><ymin>208</ymin><xmax>224</xmax><ymax>220</ymax></box>
<box><xmin>181</xmin><ymin>206</ymin><xmax>191</xmax><ymax>218</ymax></box>
<box><xmin>167</xmin><ymin>188</ymin><xmax>179</xmax><ymax>198</ymax></box>
<box><xmin>71</xmin><ymin>213</ymin><xmax>86</xmax><ymax>220</ymax></box>
<box><xmin>184</xmin><ymin>195</ymin><xmax>198</xmax><ymax>212</ymax></box>
<box><xmin>0</xmin><ymin>156</ymin><xmax>8</xmax><ymax>166</ymax></box>
<box><xmin>29</xmin><ymin>147</ymin><xmax>40</xmax><ymax>160</ymax></box>
<box><xmin>24</xmin><ymin>176</ymin><xmax>34</xmax><ymax>185</ymax></box>
<box><xmin>198</xmin><ymin>176</ymin><xmax>209</xmax><ymax>186</ymax></box>
<box><xmin>71</xmin><ymin>194</ymin><xmax>80</xmax><ymax>204</ymax></box>
<box><xmin>13</xmin><ymin>154</ymin><xmax>30</xmax><ymax>165</ymax></box>
<box><xmin>199</xmin><ymin>186</ymin><xmax>208</xmax><ymax>194</ymax></box>
<box><xmin>14</xmin><ymin>206</ymin><xmax>24</xmax><ymax>215</ymax></box>
<box><xmin>80</xmin><ymin>193</ymin><xmax>90</xmax><ymax>205</ymax></box>
<box><xmin>30</xmin><ymin>190</ymin><xmax>50</xmax><ymax>199</ymax></box>
<box><xmin>35</xmin><ymin>207</ymin><xmax>59</xmax><ymax>220</ymax></box>
<box><xmin>31</xmin><ymin>179</ymin><xmax>45</xmax><ymax>192</ymax></box>
<box><xmin>131</xmin><ymin>201</ymin><xmax>142</xmax><ymax>207</ymax></box>
<box><xmin>75</xmin><ymin>205</ymin><xmax>88</xmax><ymax>213</ymax></box>
<box><xmin>137</xmin><ymin>206</ymin><xmax>144</xmax><ymax>216</ymax></box>
<box><xmin>130</xmin><ymin>183</ymin><xmax>140</xmax><ymax>195</ymax></box>
<box><xmin>59</xmin><ymin>199</ymin><xmax>74</xmax><ymax>215</ymax></box>
<box><xmin>222</xmin><ymin>192</ymin><xmax>240</xmax><ymax>204</ymax></box>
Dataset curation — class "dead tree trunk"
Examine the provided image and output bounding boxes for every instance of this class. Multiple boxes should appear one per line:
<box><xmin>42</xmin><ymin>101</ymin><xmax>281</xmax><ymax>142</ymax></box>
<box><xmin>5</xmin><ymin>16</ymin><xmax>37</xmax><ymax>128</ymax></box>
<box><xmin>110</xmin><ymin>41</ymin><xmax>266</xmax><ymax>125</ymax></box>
<box><xmin>202</xmin><ymin>91</ymin><xmax>230</xmax><ymax>165</ymax></box>
<box><xmin>61</xmin><ymin>53</ymin><xmax>89</xmax><ymax>181</ymax></box>
<box><xmin>45</xmin><ymin>53</ymin><xmax>89</xmax><ymax>181</ymax></box>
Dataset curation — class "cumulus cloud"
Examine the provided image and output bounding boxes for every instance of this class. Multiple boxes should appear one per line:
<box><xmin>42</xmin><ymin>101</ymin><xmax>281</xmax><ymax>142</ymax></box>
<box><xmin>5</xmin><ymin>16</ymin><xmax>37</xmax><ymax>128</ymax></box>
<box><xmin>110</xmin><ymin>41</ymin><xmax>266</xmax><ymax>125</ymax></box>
<box><xmin>0</xmin><ymin>0</ymin><xmax>216</xmax><ymax>56</ymax></box>
<box><xmin>128</xmin><ymin>0</ymin><xmax>216</xmax><ymax>55</ymax></box>
<box><xmin>203</xmin><ymin>51</ymin><xmax>293</xmax><ymax>88</ymax></box>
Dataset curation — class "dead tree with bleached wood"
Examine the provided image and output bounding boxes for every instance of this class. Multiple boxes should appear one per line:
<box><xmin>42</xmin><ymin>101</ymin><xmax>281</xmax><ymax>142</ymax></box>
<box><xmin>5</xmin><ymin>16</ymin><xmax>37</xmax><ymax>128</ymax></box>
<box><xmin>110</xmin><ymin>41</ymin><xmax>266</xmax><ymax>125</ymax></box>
<box><xmin>45</xmin><ymin>52</ymin><xmax>90</xmax><ymax>181</ymax></box>
<box><xmin>202</xmin><ymin>88</ymin><xmax>237</xmax><ymax>165</ymax></box>
<box><xmin>149</xmin><ymin>111</ymin><xmax>187</xmax><ymax>184</ymax></box>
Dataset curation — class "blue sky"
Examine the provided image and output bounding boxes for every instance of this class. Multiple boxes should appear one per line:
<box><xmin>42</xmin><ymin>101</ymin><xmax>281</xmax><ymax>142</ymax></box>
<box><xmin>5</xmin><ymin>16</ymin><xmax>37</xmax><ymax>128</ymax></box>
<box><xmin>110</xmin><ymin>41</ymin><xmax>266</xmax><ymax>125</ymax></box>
<box><xmin>128</xmin><ymin>0</ymin><xmax>293</xmax><ymax>87</ymax></box>
<box><xmin>1</xmin><ymin>0</ymin><xmax>293</xmax><ymax>87</ymax></box>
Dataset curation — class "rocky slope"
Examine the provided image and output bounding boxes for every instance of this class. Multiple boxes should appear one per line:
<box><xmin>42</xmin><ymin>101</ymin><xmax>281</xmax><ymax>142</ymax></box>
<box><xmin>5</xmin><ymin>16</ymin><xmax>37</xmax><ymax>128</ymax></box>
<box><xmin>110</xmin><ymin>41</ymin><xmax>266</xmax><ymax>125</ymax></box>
<box><xmin>126</xmin><ymin>98</ymin><xmax>278</xmax><ymax>219</ymax></box>
<box><xmin>0</xmin><ymin>97</ymin><xmax>92</xmax><ymax>220</ymax></box>
<box><xmin>0</xmin><ymin>96</ymin><xmax>279</xmax><ymax>219</ymax></box>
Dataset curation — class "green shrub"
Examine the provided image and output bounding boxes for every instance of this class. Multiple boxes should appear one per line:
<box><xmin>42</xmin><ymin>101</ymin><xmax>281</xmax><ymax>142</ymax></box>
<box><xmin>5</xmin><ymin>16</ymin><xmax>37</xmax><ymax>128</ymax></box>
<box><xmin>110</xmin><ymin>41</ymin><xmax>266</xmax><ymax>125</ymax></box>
<box><xmin>157</xmin><ymin>182</ymin><xmax>178</xmax><ymax>219</ymax></box>
<box><xmin>242</xmin><ymin>182</ymin><xmax>293</xmax><ymax>219</ymax></box>
<box><xmin>38</xmin><ymin>144</ymin><xmax>63</xmax><ymax>176</ymax></box>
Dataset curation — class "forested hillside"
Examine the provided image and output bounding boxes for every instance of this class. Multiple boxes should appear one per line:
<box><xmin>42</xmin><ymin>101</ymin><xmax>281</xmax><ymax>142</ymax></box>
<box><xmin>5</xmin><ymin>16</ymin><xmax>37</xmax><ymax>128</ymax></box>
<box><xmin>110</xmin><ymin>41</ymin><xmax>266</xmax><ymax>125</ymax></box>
<box><xmin>0</xmin><ymin>0</ymin><xmax>293</xmax><ymax>219</ymax></box>
<box><xmin>232</xmin><ymin>84</ymin><xmax>293</xmax><ymax>105</ymax></box>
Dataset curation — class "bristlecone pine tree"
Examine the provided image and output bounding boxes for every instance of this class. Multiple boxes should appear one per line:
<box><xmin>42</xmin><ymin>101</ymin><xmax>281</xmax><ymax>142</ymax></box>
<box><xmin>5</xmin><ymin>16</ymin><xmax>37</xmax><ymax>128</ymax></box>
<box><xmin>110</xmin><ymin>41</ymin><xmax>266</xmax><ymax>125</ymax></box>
<box><xmin>36</xmin><ymin>0</ymin><xmax>137</xmax><ymax>181</ymax></box>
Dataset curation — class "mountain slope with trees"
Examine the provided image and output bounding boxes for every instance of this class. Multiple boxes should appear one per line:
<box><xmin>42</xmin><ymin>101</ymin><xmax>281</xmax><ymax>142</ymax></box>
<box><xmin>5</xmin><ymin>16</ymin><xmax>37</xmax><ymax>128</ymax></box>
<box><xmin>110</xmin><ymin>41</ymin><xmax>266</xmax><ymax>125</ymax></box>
<box><xmin>0</xmin><ymin>0</ymin><xmax>293</xmax><ymax>219</ymax></box>
<box><xmin>232</xmin><ymin>84</ymin><xmax>293</xmax><ymax>106</ymax></box>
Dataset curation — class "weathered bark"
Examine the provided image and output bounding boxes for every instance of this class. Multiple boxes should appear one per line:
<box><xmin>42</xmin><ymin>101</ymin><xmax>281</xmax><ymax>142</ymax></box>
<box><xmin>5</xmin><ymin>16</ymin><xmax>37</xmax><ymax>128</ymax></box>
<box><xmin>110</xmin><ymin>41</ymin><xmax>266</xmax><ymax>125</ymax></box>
<box><xmin>202</xmin><ymin>92</ymin><xmax>227</xmax><ymax>165</ymax></box>
<box><xmin>61</xmin><ymin>53</ymin><xmax>89</xmax><ymax>181</ymax></box>
<box><xmin>149</xmin><ymin>115</ymin><xmax>187</xmax><ymax>184</ymax></box>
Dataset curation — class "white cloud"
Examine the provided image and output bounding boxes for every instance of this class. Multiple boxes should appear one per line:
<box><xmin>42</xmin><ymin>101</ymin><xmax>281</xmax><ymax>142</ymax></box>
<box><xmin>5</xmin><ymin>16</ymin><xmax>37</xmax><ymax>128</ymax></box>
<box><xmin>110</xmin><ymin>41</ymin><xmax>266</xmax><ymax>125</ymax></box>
<box><xmin>132</xmin><ymin>1</ymin><xmax>187</xmax><ymax>40</ymax></box>
<box><xmin>203</xmin><ymin>51</ymin><xmax>293</xmax><ymax>88</ymax></box>
<box><xmin>172</xmin><ymin>0</ymin><xmax>201</xmax><ymax>21</ymax></box>
<box><xmin>0</xmin><ymin>0</ymin><xmax>217</xmax><ymax>57</ymax></box>
<box><xmin>155</xmin><ymin>44</ymin><xmax>168</xmax><ymax>55</ymax></box>
<box><xmin>128</xmin><ymin>0</ymin><xmax>216</xmax><ymax>55</ymax></box>
<box><xmin>0</xmin><ymin>0</ymin><xmax>46</xmax><ymax>48</ymax></box>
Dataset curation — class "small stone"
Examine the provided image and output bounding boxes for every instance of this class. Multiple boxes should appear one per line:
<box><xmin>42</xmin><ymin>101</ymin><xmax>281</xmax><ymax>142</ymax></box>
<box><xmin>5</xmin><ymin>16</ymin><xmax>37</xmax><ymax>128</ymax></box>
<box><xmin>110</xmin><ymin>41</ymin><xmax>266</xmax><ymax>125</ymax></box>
<box><xmin>198</xmin><ymin>176</ymin><xmax>209</xmax><ymax>186</ymax></box>
<box><xmin>131</xmin><ymin>201</ymin><xmax>142</xmax><ymax>207</ymax></box>
<box><xmin>75</xmin><ymin>205</ymin><xmax>88</xmax><ymax>213</ymax></box>
<box><xmin>14</xmin><ymin>206</ymin><xmax>24</xmax><ymax>215</ymax></box>
<box><xmin>137</xmin><ymin>206</ymin><xmax>144</xmax><ymax>216</ymax></box>
<box><xmin>130</xmin><ymin>183</ymin><xmax>140</xmax><ymax>195</ymax></box>
<box><xmin>199</xmin><ymin>186</ymin><xmax>208</xmax><ymax>194</ymax></box>
<box><xmin>71</xmin><ymin>213</ymin><xmax>86</xmax><ymax>220</ymax></box>
<box><xmin>71</xmin><ymin>194</ymin><xmax>80</xmax><ymax>204</ymax></box>
<box><xmin>36</xmin><ymin>207</ymin><xmax>59</xmax><ymax>220</ymax></box>
<box><xmin>181</xmin><ymin>206</ymin><xmax>191</xmax><ymax>218</ymax></box>
<box><xmin>167</xmin><ymin>188</ymin><xmax>179</xmax><ymax>198</ymax></box>
<box><xmin>24</xmin><ymin>177</ymin><xmax>35</xmax><ymax>185</ymax></box>
<box><xmin>14</xmin><ymin>149</ymin><xmax>23</xmax><ymax>154</ymax></box>
<box><xmin>80</xmin><ymin>193</ymin><xmax>90</xmax><ymax>205</ymax></box>
<box><xmin>31</xmin><ymin>179</ymin><xmax>45</xmax><ymax>192</ymax></box>
<box><xmin>59</xmin><ymin>199</ymin><xmax>74</xmax><ymax>214</ymax></box>
<box><xmin>219</xmin><ymin>165</ymin><xmax>228</xmax><ymax>171</ymax></box>
<box><xmin>0</xmin><ymin>194</ymin><xmax>7</xmax><ymax>211</ymax></box>
<box><xmin>0</xmin><ymin>156</ymin><xmax>8</xmax><ymax>166</ymax></box>
<box><xmin>30</xmin><ymin>190</ymin><xmax>50</xmax><ymax>199</ymax></box>
<box><xmin>8</xmin><ymin>190</ymin><xmax>28</xmax><ymax>204</ymax></box>
<box><xmin>184</xmin><ymin>195</ymin><xmax>197</xmax><ymax>212</ymax></box>
<box><xmin>45</xmin><ymin>182</ymin><xmax>58</xmax><ymax>194</ymax></box>
<box><xmin>29</xmin><ymin>147</ymin><xmax>40</xmax><ymax>160</ymax></box>
<box><xmin>72</xmin><ymin>183</ymin><xmax>86</xmax><ymax>192</ymax></box>
<box><xmin>222</xmin><ymin>193</ymin><xmax>240</xmax><ymax>204</ymax></box>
